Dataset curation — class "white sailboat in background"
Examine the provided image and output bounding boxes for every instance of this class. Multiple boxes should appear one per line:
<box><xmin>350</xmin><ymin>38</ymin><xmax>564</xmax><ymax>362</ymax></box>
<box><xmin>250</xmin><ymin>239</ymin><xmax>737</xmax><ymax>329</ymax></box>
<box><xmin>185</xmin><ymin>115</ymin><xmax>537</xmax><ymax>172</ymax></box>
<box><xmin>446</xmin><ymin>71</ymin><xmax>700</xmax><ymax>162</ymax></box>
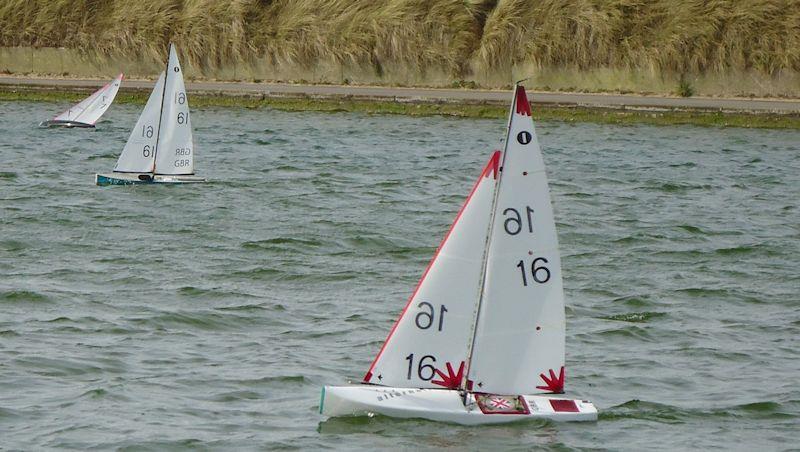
<box><xmin>40</xmin><ymin>73</ymin><xmax>123</xmax><ymax>128</ymax></box>
<box><xmin>96</xmin><ymin>44</ymin><xmax>205</xmax><ymax>185</ymax></box>
<box><xmin>321</xmin><ymin>84</ymin><xmax>597</xmax><ymax>424</ymax></box>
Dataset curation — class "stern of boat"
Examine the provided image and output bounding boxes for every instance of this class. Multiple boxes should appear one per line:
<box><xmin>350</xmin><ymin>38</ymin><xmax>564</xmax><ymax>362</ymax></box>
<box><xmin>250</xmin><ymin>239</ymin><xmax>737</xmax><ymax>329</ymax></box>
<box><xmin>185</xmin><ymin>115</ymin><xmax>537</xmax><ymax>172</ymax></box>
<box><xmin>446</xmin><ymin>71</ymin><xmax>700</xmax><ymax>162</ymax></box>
<box><xmin>521</xmin><ymin>395</ymin><xmax>598</xmax><ymax>422</ymax></box>
<box><xmin>153</xmin><ymin>174</ymin><xmax>207</xmax><ymax>184</ymax></box>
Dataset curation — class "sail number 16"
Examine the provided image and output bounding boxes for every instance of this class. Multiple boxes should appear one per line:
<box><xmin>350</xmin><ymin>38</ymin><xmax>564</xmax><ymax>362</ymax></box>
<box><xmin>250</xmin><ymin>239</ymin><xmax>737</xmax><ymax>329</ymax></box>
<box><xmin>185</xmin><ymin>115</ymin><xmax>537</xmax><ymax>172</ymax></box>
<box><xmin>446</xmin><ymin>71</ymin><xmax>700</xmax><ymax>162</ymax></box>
<box><xmin>516</xmin><ymin>257</ymin><xmax>551</xmax><ymax>285</ymax></box>
<box><xmin>405</xmin><ymin>353</ymin><xmax>436</xmax><ymax>381</ymax></box>
<box><xmin>503</xmin><ymin>206</ymin><xmax>534</xmax><ymax>235</ymax></box>
<box><xmin>415</xmin><ymin>302</ymin><xmax>447</xmax><ymax>331</ymax></box>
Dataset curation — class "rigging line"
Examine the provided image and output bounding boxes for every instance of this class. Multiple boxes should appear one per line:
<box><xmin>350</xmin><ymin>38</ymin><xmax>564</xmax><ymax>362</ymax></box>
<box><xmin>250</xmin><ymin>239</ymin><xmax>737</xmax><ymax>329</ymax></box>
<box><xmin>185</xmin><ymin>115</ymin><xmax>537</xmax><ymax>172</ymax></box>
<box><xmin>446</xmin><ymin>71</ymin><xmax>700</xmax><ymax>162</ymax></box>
<box><xmin>151</xmin><ymin>44</ymin><xmax>172</xmax><ymax>176</ymax></box>
<box><xmin>461</xmin><ymin>82</ymin><xmax>520</xmax><ymax>396</ymax></box>
<box><xmin>515</xmin><ymin>73</ymin><xmax>535</xmax><ymax>85</ymax></box>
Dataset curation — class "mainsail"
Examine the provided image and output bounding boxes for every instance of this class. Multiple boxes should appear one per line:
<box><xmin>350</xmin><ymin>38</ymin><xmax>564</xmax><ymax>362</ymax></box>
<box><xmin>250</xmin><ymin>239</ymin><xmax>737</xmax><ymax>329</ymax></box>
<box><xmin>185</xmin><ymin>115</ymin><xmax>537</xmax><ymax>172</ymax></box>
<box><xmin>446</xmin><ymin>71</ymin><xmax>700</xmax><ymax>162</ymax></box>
<box><xmin>466</xmin><ymin>85</ymin><xmax>566</xmax><ymax>395</ymax></box>
<box><xmin>154</xmin><ymin>44</ymin><xmax>194</xmax><ymax>175</ymax></box>
<box><xmin>54</xmin><ymin>73</ymin><xmax>123</xmax><ymax>125</ymax></box>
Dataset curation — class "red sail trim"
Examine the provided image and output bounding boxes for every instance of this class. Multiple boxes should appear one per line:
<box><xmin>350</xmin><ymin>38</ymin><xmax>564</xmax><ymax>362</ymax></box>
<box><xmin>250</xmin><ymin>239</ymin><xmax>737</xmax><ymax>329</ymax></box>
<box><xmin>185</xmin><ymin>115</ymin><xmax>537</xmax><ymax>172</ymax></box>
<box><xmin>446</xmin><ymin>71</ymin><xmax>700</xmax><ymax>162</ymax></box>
<box><xmin>363</xmin><ymin>151</ymin><xmax>502</xmax><ymax>383</ymax></box>
<box><xmin>87</xmin><ymin>73</ymin><xmax>125</xmax><ymax>125</ymax></box>
<box><xmin>515</xmin><ymin>85</ymin><xmax>532</xmax><ymax>116</ymax></box>
<box><xmin>482</xmin><ymin>150</ymin><xmax>501</xmax><ymax>179</ymax></box>
<box><xmin>536</xmin><ymin>366</ymin><xmax>565</xmax><ymax>393</ymax></box>
<box><xmin>431</xmin><ymin>361</ymin><xmax>466</xmax><ymax>389</ymax></box>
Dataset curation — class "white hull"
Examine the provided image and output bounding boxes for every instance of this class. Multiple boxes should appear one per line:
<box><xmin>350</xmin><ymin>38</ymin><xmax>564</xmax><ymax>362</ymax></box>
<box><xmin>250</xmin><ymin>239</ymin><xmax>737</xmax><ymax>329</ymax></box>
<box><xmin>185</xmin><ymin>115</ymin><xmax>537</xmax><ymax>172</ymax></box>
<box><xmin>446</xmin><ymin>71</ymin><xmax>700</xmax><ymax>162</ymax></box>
<box><xmin>95</xmin><ymin>172</ymin><xmax>207</xmax><ymax>186</ymax></box>
<box><xmin>321</xmin><ymin>385</ymin><xmax>597</xmax><ymax>425</ymax></box>
<box><xmin>39</xmin><ymin>119</ymin><xmax>95</xmax><ymax>128</ymax></box>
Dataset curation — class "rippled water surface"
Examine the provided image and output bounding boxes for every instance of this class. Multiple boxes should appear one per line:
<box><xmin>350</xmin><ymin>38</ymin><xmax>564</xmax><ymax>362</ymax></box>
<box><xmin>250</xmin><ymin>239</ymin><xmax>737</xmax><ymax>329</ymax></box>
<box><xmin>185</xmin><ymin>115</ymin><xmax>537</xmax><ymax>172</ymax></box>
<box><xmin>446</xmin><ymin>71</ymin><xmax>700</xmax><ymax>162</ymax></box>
<box><xmin>1</xmin><ymin>100</ymin><xmax>798</xmax><ymax>450</ymax></box>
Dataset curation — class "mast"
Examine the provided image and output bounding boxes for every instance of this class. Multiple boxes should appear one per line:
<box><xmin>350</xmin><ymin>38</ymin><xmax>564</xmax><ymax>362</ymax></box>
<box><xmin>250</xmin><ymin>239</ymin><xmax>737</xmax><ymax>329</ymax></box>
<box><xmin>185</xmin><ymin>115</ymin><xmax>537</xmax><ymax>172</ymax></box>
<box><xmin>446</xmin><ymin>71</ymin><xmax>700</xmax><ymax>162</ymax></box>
<box><xmin>461</xmin><ymin>83</ymin><xmax>520</xmax><ymax>393</ymax></box>
<box><xmin>151</xmin><ymin>43</ymin><xmax>172</xmax><ymax>176</ymax></box>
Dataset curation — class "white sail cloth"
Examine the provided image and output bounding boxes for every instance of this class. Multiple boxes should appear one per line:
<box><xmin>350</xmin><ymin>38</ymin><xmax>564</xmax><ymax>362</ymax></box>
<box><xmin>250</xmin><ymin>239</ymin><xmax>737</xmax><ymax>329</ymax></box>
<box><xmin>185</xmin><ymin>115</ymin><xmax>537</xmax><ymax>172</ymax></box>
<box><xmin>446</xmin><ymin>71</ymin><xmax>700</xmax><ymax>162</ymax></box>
<box><xmin>54</xmin><ymin>73</ymin><xmax>123</xmax><ymax>125</ymax></box>
<box><xmin>366</xmin><ymin>86</ymin><xmax>567</xmax><ymax>396</ymax></box>
<box><xmin>113</xmin><ymin>72</ymin><xmax>165</xmax><ymax>173</ymax></box>
<box><xmin>154</xmin><ymin>44</ymin><xmax>194</xmax><ymax>175</ymax></box>
<box><xmin>364</xmin><ymin>152</ymin><xmax>500</xmax><ymax>389</ymax></box>
<box><xmin>466</xmin><ymin>86</ymin><xmax>566</xmax><ymax>395</ymax></box>
<box><xmin>112</xmin><ymin>44</ymin><xmax>195</xmax><ymax>175</ymax></box>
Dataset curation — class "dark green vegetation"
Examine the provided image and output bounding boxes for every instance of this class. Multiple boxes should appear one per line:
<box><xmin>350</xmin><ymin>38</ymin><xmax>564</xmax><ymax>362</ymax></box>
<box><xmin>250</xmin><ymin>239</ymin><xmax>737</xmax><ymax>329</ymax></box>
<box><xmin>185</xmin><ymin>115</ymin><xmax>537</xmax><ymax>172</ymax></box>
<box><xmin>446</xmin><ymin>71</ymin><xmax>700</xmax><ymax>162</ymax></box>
<box><xmin>4</xmin><ymin>86</ymin><xmax>799</xmax><ymax>129</ymax></box>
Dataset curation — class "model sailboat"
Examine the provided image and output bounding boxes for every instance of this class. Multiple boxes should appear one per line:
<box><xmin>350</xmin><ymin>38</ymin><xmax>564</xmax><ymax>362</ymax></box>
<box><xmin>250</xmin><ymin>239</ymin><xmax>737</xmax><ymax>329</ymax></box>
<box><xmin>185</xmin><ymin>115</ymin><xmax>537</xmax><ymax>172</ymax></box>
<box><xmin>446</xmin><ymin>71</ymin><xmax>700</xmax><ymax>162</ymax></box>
<box><xmin>96</xmin><ymin>44</ymin><xmax>205</xmax><ymax>185</ymax></box>
<box><xmin>40</xmin><ymin>73</ymin><xmax>123</xmax><ymax>128</ymax></box>
<box><xmin>321</xmin><ymin>84</ymin><xmax>597</xmax><ymax>424</ymax></box>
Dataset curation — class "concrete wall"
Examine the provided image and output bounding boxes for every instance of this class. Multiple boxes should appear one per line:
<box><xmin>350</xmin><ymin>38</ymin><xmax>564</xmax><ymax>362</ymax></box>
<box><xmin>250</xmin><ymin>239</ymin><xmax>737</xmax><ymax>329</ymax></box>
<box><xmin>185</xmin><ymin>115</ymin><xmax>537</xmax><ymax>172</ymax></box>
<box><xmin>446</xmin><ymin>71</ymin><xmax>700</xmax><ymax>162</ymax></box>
<box><xmin>2</xmin><ymin>47</ymin><xmax>798</xmax><ymax>98</ymax></box>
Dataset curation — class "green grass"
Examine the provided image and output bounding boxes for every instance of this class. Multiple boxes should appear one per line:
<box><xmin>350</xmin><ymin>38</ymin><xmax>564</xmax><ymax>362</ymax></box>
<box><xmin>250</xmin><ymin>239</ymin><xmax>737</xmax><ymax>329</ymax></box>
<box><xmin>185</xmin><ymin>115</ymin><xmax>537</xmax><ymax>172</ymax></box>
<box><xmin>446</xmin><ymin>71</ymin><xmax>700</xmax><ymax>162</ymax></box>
<box><xmin>4</xmin><ymin>87</ymin><xmax>799</xmax><ymax>129</ymax></box>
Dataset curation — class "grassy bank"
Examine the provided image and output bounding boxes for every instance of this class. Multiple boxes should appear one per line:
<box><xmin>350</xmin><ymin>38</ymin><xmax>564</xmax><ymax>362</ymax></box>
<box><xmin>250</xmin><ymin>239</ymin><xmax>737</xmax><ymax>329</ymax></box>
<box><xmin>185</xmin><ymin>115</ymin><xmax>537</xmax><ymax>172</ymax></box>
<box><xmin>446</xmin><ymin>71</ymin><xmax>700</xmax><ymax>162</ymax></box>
<box><xmin>1</xmin><ymin>1</ymin><xmax>799</xmax><ymax>96</ymax></box>
<box><xmin>4</xmin><ymin>86</ymin><xmax>799</xmax><ymax>129</ymax></box>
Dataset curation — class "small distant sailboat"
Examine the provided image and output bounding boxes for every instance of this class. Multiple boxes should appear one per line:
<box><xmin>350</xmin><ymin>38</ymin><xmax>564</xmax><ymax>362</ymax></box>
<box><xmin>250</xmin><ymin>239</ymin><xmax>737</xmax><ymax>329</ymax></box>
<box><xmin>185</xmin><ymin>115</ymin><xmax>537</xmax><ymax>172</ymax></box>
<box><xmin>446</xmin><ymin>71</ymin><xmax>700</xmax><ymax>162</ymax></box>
<box><xmin>320</xmin><ymin>84</ymin><xmax>597</xmax><ymax>424</ymax></box>
<box><xmin>40</xmin><ymin>73</ymin><xmax>123</xmax><ymax>128</ymax></box>
<box><xmin>96</xmin><ymin>44</ymin><xmax>205</xmax><ymax>185</ymax></box>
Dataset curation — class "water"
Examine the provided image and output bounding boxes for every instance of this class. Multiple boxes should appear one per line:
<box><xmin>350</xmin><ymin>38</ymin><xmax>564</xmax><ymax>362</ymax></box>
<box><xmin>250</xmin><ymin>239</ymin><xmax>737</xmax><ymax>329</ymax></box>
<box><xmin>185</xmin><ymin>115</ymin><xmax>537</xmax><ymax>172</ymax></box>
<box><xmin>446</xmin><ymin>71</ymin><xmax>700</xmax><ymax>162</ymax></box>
<box><xmin>1</xmin><ymin>100</ymin><xmax>798</xmax><ymax>450</ymax></box>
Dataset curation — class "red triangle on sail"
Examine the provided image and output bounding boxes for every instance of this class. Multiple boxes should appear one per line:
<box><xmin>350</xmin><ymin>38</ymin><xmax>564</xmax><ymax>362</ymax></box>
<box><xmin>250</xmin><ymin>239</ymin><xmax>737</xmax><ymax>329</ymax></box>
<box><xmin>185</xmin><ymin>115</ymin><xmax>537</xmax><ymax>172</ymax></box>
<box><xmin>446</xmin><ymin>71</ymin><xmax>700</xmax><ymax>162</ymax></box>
<box><xmin>482</xmin><ymin>150</ymin><xmax>501</xmax><ymax>179</ymax></box>
<box><xmin>515</xmin><ymin>85</ymin><xmax>532</xmax><ymax>116</ymax></box>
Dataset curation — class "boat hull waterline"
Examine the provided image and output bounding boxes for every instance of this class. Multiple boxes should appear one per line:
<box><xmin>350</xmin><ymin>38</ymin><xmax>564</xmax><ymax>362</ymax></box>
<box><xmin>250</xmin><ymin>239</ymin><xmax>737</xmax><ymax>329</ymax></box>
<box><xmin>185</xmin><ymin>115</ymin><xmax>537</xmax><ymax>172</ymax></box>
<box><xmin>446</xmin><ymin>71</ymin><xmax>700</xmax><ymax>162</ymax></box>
<box><xmin>321</xmin><ymin>386</ymin><xmax>597</xmax><ymax>425</ymax></box>
<box><xmin>39</xmin><ymin>120</ymin><xmax>95</xmax><ymax>128</ymax></box>
<box><xmin>95</xmin><ymin>173</ymin><xmax>207</xmax><ymax>186</ymax></box>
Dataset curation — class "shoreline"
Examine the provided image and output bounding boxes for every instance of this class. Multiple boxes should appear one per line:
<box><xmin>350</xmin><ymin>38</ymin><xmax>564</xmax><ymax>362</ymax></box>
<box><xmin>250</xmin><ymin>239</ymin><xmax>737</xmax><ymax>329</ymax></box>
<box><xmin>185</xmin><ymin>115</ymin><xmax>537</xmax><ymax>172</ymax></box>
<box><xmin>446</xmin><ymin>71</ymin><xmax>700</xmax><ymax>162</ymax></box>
<box><xmin>3</xmin><ymin>77</ymin><xmax>800</xmax><ymax>129</ymax></box>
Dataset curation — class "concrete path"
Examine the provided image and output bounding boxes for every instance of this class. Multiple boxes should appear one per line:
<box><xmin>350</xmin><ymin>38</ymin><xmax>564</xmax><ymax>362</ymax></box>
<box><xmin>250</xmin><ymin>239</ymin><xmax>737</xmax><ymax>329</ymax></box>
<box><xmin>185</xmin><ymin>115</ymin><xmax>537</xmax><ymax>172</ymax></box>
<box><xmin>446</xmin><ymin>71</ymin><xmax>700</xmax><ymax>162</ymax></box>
<box><xmin>2</xmin><ymin>76</ymin><xmax>799</xmax><ymax>113</ymax></box>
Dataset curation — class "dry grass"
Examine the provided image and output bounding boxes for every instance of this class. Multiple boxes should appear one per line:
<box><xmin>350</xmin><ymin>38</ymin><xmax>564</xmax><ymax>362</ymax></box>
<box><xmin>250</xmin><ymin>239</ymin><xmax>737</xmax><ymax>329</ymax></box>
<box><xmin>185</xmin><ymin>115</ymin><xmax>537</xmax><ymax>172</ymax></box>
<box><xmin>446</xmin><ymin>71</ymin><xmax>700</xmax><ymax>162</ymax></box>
<box><xmin>244</xmin><ymin>0</ymin><xmax>481</xmax><ymax>75</ymax></box>
<box><xmin>478</xmin><ymin>0</ymin><xmax>800</xmax><ymax>75</ymax></box>
<box><xmin>1</xmin><ymin>0</ymin><xmax>798</xmax><ymax>78</ymax></box>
